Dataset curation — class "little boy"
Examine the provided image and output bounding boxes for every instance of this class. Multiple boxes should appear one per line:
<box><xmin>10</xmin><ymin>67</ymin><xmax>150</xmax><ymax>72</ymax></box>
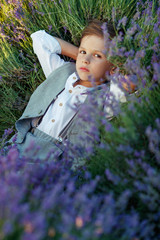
<box><xmin>13</xmin><ymin>20</ymin><xmax>129</xmax><ymax>160</ymax></box>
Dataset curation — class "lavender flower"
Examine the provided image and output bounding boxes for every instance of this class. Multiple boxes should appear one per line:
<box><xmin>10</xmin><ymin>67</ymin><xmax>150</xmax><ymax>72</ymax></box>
<box><xmin>118</xmin><ymin>16</ymin><xmax>128</xmax><ymax>27</ymax></box>
<box><xmin>0</xmin><ymin>0</ymin><xmax>160</xmax><ymax>239</ymax></box>
<box><xmin>152</xmin><ymin>62</ymin><xmax>160</xmax><ymax>82</ymax></box>
<box><xmin>68</xmin><ymin>4</ymin><xmax>71</xmax><ymax>14</ymax></box>
<box><xmin>145</xmin><ymin>119</ymin><xmax>160</xmax><ymax>163</ymax></box>
<box><xmin>48</xmin><ymin>25</ymin><xmax>52</xmax><ymax>31</ymax></box>
<box><xmin>63</xmin><ymin>26</ymin><xmax>67</xmax><ymax>34</ymax></box>
<box><xmin>105</xmin><ymin>169</ymin><xmax>121</xmax><ymax>184</ymax></box>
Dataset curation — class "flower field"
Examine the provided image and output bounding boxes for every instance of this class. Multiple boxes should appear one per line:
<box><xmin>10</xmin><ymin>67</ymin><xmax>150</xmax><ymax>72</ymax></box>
<box><xmin>0</xmin><ymin>0</ymin><xmax>160</xmax><ymax>239</ymax></box>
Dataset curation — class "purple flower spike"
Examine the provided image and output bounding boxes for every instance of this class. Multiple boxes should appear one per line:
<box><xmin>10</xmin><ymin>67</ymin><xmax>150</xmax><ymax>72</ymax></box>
<box><xmin>68</xmin><ymin>4</ymin><xmax>71</xmax><ymax>14</ymax></box>
<box><xmin>48</xmin><ymin>25</ymin><xmax>52</xmax><ymax>31</ymax></box>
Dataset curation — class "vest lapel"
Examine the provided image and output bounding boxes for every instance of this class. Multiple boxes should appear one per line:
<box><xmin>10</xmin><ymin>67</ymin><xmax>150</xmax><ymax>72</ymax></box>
<box><xmin>20</xmin><ymin>62</ymin><xmax>76</xmax><ymax>119</ymax></box>
<box><xmin>15</xmin><ymin>62</ymin><xmax>76</xmax><ymax>143</ymax></box>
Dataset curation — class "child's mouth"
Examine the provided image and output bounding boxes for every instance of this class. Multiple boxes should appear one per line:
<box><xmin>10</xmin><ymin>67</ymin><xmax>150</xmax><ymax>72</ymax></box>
<box><xmin>80</xmin><ymin>67</ymin><xmax>89</xmax><ymax>72</ymax></box>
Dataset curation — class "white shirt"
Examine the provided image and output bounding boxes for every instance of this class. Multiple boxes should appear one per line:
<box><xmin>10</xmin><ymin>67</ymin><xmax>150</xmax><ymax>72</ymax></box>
<box><xmin>31</xmin><ymin>30</ymin><xmax>89</xmax><ymax>139</ymax></box>
<box><xmin>31</xmin><ymin>30</ymin><xmax>126</xmax><ymax>139</ymax></box>
<box><xmin>37</xmin><ymin>72</ymin><xmax>88</xmax><ymax>139</ymax></box>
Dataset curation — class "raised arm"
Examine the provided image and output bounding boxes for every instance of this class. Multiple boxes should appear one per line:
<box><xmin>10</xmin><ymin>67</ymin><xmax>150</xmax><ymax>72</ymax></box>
<box><xmin>31</xmin><ymin>30</ymin><xmax>79</xmax><ymax>78</ymax></box>
<box><xmin>121</xmin><ymin>75</ymin><xmax>137</xmax><ymax>93</ymax></box>
<box><xmin>54</xmin><ymin>37</ymin><xmax>78</xmax><ymax>60</ymax></box>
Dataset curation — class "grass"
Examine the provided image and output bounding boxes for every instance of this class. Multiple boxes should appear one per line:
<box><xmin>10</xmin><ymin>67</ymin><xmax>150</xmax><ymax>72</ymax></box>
<box><xmin>0</xmin><ymin>0</ymin><xmax>159</xmax><ymax>142</ymax></box>
<box><xmin>0</xmin><ymin>1</ymin><xmax>160</xmax><ymax>239</ymax></box>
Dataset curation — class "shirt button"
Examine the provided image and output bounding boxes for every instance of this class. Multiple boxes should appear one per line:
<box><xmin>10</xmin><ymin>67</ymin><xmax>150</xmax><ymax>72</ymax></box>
<box><xmin>59</xmin><ymin>103</ymin><xmax>63</xmax><ymax>106</ymax></box>
<box><xmin>52</xmin><ymin>119</ymin><xmax>55</xmax><ymax>123</ymax></box>
<box><xmin>73</xmin><ymin>77</ymin><xmax>76</xmax><ymax>80</ymax></box>
<box><xmin>69</xmin><ymin>90</ymin><xmax>72</xmax><ymax>93</ymax></box>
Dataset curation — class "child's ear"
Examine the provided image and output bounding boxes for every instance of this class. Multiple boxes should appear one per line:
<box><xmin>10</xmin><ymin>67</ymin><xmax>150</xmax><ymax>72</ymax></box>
<box><xmin>110</xmin><ymin>67</ymin><xmax>117</xmax><ymax>75</ymax></box>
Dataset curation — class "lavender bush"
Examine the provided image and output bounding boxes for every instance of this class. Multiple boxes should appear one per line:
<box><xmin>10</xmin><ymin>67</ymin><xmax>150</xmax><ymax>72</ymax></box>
<box><xmin>0</xmin><ymin>0</ymin><xmax>160</xmax><ymax>239</ymax></box>
<box><xmin>0</xmin><ymin>118</ymin><xmax>160</xmax><ymax>240</ymax></box>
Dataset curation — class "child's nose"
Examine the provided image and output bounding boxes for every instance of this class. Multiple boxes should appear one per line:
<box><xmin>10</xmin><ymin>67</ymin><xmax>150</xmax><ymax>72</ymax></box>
<box><xmin>82</xmin><ymin>55</ymin><xmax>90</xmax><ymax>64</ymax></box>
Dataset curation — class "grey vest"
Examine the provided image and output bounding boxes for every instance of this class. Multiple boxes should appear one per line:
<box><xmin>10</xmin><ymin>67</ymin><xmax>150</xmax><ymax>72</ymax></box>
<box><xmin>15</xmin><ymin>62</ymin><xmax>107</xmax><ymax>146</ymax></box>
<box><xmin>15</xmin><ymin>63</ymin><xmax>75</xmax><ymax>143</ymax></box>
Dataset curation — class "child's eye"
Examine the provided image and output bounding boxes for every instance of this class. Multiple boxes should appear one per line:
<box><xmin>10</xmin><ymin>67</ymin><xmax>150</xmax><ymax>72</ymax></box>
<box><xmin>80</xmin><ymin>50</ymin><xmax>86</xmax><ymax>54</ymax></box>
<box><xmin>94</xmin><ymin>54</ymin><xmax>102</xmax><ymax>58</ymax></box>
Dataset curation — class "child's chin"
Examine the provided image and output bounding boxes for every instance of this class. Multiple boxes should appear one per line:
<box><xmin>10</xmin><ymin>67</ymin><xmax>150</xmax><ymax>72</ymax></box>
<box><xmin>78</xmin><ymin>75</ymin><xmax>89</xmax><ymax>81</ymax></box>
<box><xmin>78</xmin><ymin>72</ymin><xmax>92</xmax><ymax>80</ymax></box>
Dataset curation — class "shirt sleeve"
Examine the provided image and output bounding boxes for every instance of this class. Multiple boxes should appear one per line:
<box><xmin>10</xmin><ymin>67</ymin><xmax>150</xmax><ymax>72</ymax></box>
<box><xmin>109</xmin><ymin>79</ymin><xmax>127</xmax><ymax>103</ymax></box>
<box><xmin>104</xmin><ymin>77</ymin><xmax>127</xmax><ymax>120</ymax></box>
<box><xmin>31</xmin><ymin>30</ymin><xmax>65</xmax><ymax>78</ymax></box>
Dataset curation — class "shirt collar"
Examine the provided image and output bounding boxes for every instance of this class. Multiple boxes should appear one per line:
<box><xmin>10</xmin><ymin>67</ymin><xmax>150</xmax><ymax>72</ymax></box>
<box><xmin>65</xmin><ymin>72</ymin><xmax>89</xmax><ymax>93</ymax></box>
<box><xmin>66</xmin><ymin>72</ymin><xmax>110</xmax><ymax>94</ymax></box>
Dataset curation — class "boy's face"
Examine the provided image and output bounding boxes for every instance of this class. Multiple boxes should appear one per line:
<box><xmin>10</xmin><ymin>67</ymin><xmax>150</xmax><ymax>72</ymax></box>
<box><xmin>76</xmin><ymin>35</ymin><xmax>113</xmax><ymax>87</ymax></box>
